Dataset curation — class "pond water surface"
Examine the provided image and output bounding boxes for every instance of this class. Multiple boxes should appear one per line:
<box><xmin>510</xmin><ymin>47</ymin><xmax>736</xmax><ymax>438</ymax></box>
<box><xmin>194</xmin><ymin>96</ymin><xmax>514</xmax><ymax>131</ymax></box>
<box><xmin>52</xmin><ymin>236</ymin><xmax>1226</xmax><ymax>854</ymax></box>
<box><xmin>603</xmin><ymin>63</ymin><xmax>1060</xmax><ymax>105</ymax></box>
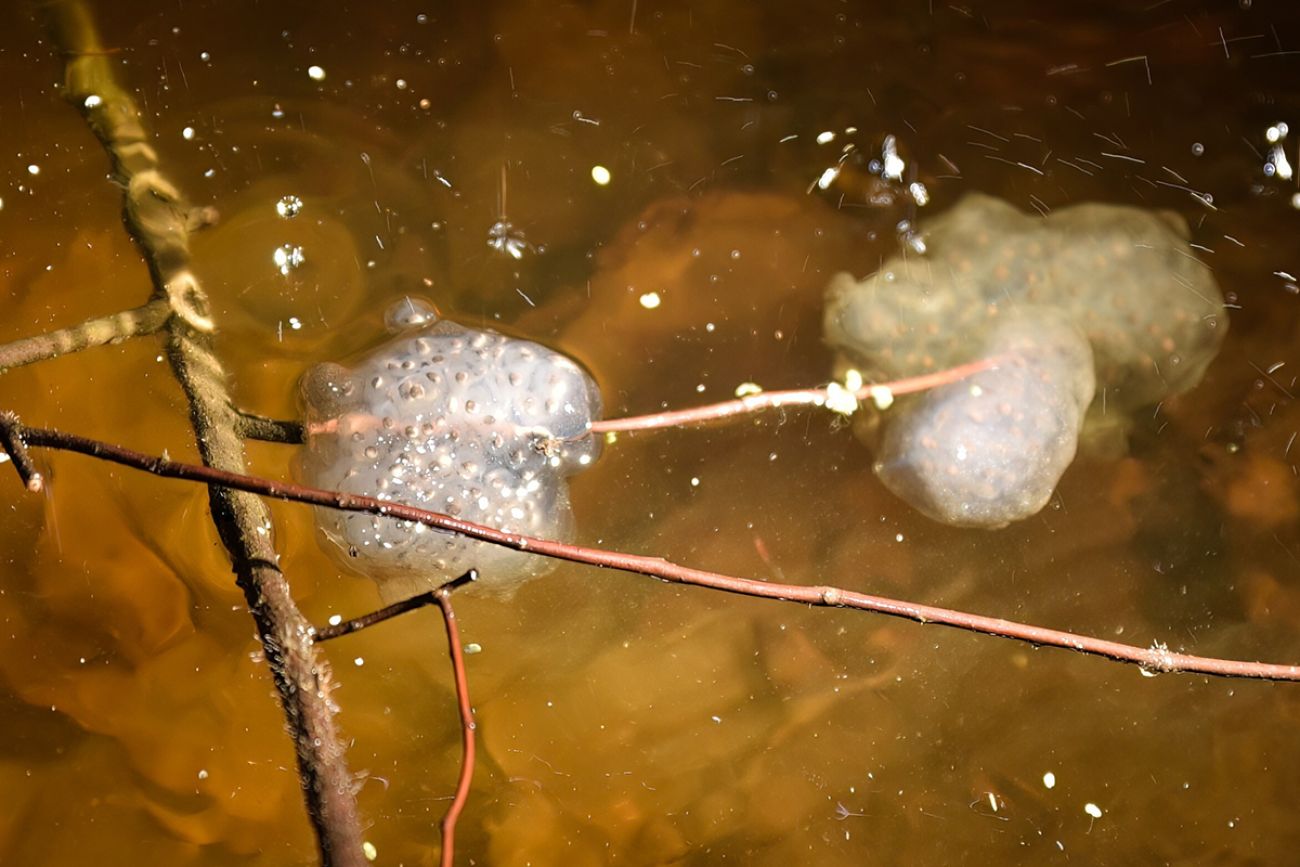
<box><xmin>2</xmin><ymin>1</ymin><xmax>1300</xmax><ymax>864</ymax></box>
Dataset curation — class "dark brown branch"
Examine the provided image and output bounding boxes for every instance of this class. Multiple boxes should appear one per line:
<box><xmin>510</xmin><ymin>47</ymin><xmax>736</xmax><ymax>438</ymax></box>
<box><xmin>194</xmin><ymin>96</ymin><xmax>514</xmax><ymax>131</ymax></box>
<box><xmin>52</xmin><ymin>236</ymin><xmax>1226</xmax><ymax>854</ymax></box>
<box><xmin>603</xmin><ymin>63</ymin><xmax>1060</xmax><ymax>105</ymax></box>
<box><xmin>5</xmin><ymin>413</ymin><xmax>1299</xmax><ymax>684</ymax></box>
<box><xmin>0</xmin><ymin>299</ymin><xmax>171</xmax><ymax>373</ymax></box>
<box><xmin>237</xmin><ymin>411</ymin><xmax>306</xmax><ymax>445</ymax></box>
<box><xmin>0</xmin><ymin>412</ymin><xmax>43</xmax><ymax>492</ymax></box>
<box><xmin>39</xmin><ymin>3</ymin><xmax>365</xmax><ymax>864</ymax></box>
<box><xmin>313</xmin><ymin>570</ymin><xmax>478</xmax><ymax>642</ymax></box>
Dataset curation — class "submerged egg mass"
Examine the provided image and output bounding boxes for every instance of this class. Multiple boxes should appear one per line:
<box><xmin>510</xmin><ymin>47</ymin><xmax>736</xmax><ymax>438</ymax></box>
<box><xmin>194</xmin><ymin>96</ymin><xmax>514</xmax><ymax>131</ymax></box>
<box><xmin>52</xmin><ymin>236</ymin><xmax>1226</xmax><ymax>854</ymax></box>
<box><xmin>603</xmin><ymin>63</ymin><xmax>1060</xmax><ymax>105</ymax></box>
<box><xmin>297</xmin><ymin>298</ymin><xmax>602</xmax><ymax>598</ymax></box>
<box><xmin>825</xmin><ymin>193</ymin><xmax>1227</xmax><ymax>528</ymax></box>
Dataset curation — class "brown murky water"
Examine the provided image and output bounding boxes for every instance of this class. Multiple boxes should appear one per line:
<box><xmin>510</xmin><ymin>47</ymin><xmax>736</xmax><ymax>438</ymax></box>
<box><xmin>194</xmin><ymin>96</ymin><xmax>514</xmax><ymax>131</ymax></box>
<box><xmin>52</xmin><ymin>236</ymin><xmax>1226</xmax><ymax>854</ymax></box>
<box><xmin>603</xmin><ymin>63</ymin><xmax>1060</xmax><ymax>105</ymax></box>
<box><xmin>3</xmin><ymin>0</ymin><xmax>1300</xmax><ymax>864</ymax></box>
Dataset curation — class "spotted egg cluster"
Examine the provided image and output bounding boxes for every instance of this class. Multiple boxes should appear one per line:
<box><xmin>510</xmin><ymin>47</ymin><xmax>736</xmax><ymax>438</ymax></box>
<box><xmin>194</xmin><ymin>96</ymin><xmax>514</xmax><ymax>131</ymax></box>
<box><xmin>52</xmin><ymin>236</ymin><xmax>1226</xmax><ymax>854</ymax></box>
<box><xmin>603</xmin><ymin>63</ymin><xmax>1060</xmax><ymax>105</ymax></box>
<box><xmin>297</xmin><ymin>298</ymin><xmax>602</xmax><ymax>598</ymax></box>
<box><xmin>824</xmin><ymin>193</ymin><xmax>1226</xmax><ymax>528</ymax></box>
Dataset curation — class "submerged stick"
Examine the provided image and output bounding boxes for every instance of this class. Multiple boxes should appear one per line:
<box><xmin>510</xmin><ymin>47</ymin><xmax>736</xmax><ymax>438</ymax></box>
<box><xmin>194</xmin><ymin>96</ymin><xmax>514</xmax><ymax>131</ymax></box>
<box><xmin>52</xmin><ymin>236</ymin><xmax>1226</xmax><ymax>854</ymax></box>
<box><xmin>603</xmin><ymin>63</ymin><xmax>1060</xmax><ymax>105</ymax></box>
<box><xmin>38</xmin><ymin>3</ymin><xmax>366</xmax><ymax>863</ymax></box>
<box><xmin>0</xmin><ymin>299</ymin><xmax>172</xmax><ymax>373</ymax></box>
<box><xmin>4</xmin><ymin>413</ymin><xmax>1298</xmax><ymax>684</ymax></box>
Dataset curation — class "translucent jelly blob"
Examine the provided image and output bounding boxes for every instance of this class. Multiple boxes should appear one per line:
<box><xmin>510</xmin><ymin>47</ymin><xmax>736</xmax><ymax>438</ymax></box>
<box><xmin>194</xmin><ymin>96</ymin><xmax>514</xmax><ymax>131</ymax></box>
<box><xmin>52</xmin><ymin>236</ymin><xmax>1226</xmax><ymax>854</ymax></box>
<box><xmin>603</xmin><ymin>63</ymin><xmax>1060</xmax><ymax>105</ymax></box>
<box><xmin>297</xmin><ymin>298</ymin><xmax>602</xmax><ymax>598</ymax></box>
<box><xmin>825</xmin><ymin>193</ymin><xmax>1226</xmax><ymax>528</ymax></box>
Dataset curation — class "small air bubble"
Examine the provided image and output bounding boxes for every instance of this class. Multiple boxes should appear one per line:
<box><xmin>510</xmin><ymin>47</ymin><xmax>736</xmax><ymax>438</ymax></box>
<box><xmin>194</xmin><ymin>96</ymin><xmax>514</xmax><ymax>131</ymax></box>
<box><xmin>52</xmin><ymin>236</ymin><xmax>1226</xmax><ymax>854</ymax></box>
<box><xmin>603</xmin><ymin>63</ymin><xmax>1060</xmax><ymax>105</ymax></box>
<box><xmin>276</xmin><ymin>195</ymin><xmax>304</xmax><ymax>218</ymax></box>
<box><xmin>273</xmin><ymin>244</ymin><xmax>305</xmax><ymax>275</ymax></box>
<box><xmin>1191</xmin><ymin>142</ymin><xmax>1205</xmax><ymax>156</ymax></box>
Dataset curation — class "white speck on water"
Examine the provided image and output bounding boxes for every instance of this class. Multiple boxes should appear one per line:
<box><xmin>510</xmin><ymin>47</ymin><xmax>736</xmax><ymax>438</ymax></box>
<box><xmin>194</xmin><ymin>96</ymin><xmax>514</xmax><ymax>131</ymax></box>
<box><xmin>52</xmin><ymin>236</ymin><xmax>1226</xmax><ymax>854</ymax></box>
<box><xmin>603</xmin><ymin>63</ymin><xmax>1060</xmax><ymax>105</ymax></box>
<box><xmin>815</xmin><ymin>165</ymin><xmax>841</xmax><ymax>190</ymax></box>
<box><xmin>307</xmin><ymin>65</ymin><xmax>326</xmax><ymax>81</ymax></box>
<box><xmin>26</xmin><ymin>164</ymin><xmax>39</xmax><ymax>176</ymax></box>
<box><xmin>639</xmin><ymin>291</ymin><xmax>661</xmax><ymax>309</ymax></box>
<box><xmin>276</xmin><ymin>195</ymin><xmax>304</xmax><ymax>218</ymax></box>
<box><xmin>273</xmin><ymin>244</ymin><xmax>305</xmax><ymax>275</ymax></box>
<box><xmin>465</xmin><ymin>643</ymin><xmax>482</xmax><ymax>655</ymax></box>
<box><xmin>881</xmin><ymin>134</ymin><xmax>905</xmax><ymax>180</ymax></box>
<box><xmin>487</xmin><ymin>219</ymin><xmax>530</xmax><ymax>259</ymax></box>
<box><xmin>181</xmin><ymin>126</ymin><xmax>195</xmax><ymax>140</ymax></box>
<box><xmin>591</xmin><ymin>164</ymin><xmax>612</xmax><ymax>185</ymax></box>
<box><xmin>1043</xmin><ymin>771</ymin><xmax>1057</xmax><ymax>789</ymax></box>
<box><xmin>83</xmin><ymin>94</ymin><xmax>102</xmax><ymax>108</ymax></box>
<box><xmin>1084</xmin><ymin>802</ymin><xmax>1103</xmax><ymax>818</ymax></box>
<box><xmin>816</xmin><ymin>130</ymin><xmax>836</xmax><ymax>145</ymax></box>
<box><xmin>328</xmin><ymin>614</ymin><xmax>343</xmax><ymax>626</ymax></box>
<box><xmin>354</xmin><ymin>657</ymin><xmax>365</xmax><ymax>667</ymax></box>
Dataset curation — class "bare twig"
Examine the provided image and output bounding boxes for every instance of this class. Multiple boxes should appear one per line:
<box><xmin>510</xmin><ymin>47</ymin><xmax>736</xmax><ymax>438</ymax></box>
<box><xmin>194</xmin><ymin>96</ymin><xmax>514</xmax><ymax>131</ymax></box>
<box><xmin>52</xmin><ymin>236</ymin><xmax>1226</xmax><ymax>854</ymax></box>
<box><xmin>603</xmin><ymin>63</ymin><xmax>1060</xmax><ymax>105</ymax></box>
<box><xmin>313</xmin><ymin>570</ymin><xmax>478</xmax><ymax>642</ymax></box>
<box><xmin>38</xmin><ymin>3</ymin><xmax>365</xmax><ymax>863</ymax></box>
<box><xmin>435</xmin><ymin>581</ymin><xmax>476</xmax><ymax>867</ymax></box>
<box><xmin>312</xmin><ymin>570</ymin><xmax>479</xmax><ymax>867</ymax></box>
<box><xmin>589</xmin><ymin>356</ymin><xmax>997</xmax><ymax>434</ymax></box>
<box><xmin>0</xmin><ymin>298</ymin><xmax>172</xmax><ymax>373</ymax></box>
<box><xmin>4</xmin><ymin>413</ymin><xmax>1298</xmax><ymax>683</ymax></box>
<box><xmin>0</xmin><ymin>412</ymin><xmax>43</xmax><ymax>492</ymax></box>
<box><xmin>237</xmin><ymin>411</ymin><xmax>306</xmax><ymax>444</ymax></box>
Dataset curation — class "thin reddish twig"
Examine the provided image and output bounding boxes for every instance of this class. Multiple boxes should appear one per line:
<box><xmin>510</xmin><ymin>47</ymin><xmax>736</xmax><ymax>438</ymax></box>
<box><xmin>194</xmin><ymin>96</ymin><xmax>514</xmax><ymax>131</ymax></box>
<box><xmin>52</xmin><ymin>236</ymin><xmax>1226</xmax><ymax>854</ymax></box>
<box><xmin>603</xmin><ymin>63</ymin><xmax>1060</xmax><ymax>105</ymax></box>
<box><xmin>3</xmin><ymin>414</ymin><xmax>1299</xmax><ymax>682</ymax></box>
<box><xmin>589</xmin><ymin>356</ymin><xmax>998</xmax><ymax>434</ymax></box>
<box><xmin>436</xmin><ymin>585</ymin><xmax>475</xmax><ymax>867</ymax></box>
<box><xmin>312</xmin><ymin>571</ymin><xmax>479</xmax><ymax>867</ymax></box>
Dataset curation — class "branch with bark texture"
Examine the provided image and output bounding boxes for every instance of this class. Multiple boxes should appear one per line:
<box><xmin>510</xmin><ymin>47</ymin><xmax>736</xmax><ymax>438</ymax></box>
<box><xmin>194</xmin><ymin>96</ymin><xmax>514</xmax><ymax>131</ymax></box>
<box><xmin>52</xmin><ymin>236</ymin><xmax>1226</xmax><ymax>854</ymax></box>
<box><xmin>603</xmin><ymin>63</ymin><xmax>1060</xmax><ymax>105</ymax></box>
<box><xmin>28</xmin><ymin>3</ymin><xmax>366</xmax><ymax>864</ymax></box>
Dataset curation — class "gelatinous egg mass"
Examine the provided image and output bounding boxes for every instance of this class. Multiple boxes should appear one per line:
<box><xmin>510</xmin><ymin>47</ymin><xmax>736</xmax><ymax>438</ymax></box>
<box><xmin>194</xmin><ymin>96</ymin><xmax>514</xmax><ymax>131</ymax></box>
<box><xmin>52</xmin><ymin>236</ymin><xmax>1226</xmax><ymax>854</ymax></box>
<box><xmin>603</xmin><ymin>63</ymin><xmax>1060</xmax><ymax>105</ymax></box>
<box><xmin>297</xmin><ymin>298</ymin><xmax>603</xmax><ymax>598</ymax></box>
<box><xmin>825</xmin><ymin>193</ymin><xmax>1227</xmax><ymax>528</ymax></box>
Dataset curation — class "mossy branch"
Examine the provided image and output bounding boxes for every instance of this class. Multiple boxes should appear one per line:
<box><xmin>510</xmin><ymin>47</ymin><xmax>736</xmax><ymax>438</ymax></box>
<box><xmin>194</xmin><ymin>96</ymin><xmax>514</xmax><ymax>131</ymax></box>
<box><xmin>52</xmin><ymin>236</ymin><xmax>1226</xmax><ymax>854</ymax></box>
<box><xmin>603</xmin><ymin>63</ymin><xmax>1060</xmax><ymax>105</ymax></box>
<box><xmin>34</xmin><ymin>2</ymin><xmax>367</xmax><ymax>864</ymax></box>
